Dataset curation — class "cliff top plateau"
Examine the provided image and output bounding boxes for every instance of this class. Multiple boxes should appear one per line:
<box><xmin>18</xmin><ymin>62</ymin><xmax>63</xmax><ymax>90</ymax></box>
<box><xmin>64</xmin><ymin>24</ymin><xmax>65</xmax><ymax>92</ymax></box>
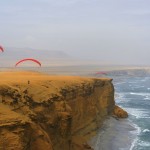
<box><xmin>0</xmin><ymin>71</ymin><xmax>127</xmax><ymax>150</ymax></box>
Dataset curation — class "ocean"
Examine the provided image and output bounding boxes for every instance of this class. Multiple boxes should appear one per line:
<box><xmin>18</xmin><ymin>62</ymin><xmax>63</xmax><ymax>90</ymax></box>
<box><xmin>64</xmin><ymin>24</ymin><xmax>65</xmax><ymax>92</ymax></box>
<box><xmin>115</xmin><ymin>76</ymin><xmax>150</xmax><ymax>150</ymax></box>
<box><xmin>91</xmin><ymin>75</ymin><xmax>150</xmax><ymax>150</ymax></box>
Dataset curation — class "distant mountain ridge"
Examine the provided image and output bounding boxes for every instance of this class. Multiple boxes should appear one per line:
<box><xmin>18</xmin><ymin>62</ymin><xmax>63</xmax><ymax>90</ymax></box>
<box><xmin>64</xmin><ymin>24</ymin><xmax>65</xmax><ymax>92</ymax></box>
<box><xmin>0</xmin><ymin>47</ymin><xmax>120</xmax><ymax>67</ymax></box>
<box><xmin>2</xmin><ymin>47</ymin><xmax>70</xmax><ymax>59</ymax></box>
<box><xmin>0</xmin><ymin>47</ymin><xmax>71</xmax><ymax>67</ymax></box>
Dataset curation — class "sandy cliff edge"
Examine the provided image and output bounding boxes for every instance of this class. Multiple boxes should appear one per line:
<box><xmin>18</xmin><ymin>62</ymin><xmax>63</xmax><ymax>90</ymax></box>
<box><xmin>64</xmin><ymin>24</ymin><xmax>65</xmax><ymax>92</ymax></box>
<box><xmin>0</xmin><ymin>71</ymin><xmax>127</xmax><ymax>150</ymax></box>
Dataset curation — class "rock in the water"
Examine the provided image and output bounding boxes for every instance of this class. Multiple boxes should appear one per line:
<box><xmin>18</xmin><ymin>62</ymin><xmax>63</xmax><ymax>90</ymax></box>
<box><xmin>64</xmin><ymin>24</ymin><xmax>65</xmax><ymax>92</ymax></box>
<box><xmin>113</xmin><ymin>105</ymin><xmax>128</xmax><ymax>118</ymax></box>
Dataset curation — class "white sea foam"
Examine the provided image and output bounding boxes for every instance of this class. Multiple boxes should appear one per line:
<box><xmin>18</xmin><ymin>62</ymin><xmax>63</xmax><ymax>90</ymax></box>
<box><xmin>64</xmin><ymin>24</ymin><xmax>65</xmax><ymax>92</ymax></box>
<box><xmin>144</xmin><ymin>96</ymin><xmax>150</xmax><ymax>100</ymax></box>
<box><xmin>129</xmin><ymin>122</ymin><xmax>141</xmax><ymax>150</ymax></box>
<box><xmin>114</xmin><ymin>77</ymin><xmax>150</xmax><ymax>150</ymax></box>
<box><xmin>128</xmin><ymin>81</ymin><xmax>137</xmax><ymax>84</ymax></box>
<box><xmin>140</xmin><ymin>78</ymin><xmax>148</xmax><ymax>82</ymax></box>
<box><xmin>143</xmin><ymin>129</ymin><xmax>150</xmax><ymax>133</ymax></box>
<box><xmin>91</xmin><ymin>117</ymin><xmax>140</xmax><ymax>150</ymax></box>
<box><xmin>133</xmin><ymin>85</ymin><xmax>144</xmax><ymax>87</ymax></box>
<box><xmin>130</xmin><ymin>92</ymin><xmax>150</xmax><ymax>97</ymax></box>
<box><xmin>138</xmin><ymin>141</ymin><xmax>150</xmax><ymax>147</ymax></box>
<box><xmin>114</xmin><ymin>82</ymin><xmax>126</xmax><ymax>85</ymax></box>
<box><xmin>130</xmin><ymin>121</ymin><xmax>141</xmax><ymax>140</ymax></box>
<box><xmin>115</xmin><ymin>94</ymin><xmax>132</xmax><ymax>104</ymax></box>
<box><xmin>124</xmin><ymin>108</ymin><xmax>150</xmax><ymax>119</ymax></box>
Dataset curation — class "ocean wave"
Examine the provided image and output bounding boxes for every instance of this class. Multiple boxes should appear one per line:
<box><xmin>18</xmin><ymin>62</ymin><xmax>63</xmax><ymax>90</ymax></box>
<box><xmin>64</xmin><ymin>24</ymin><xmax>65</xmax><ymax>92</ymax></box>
<box><xmin>114</xmin><ymin>77</ymin><xmax>150</xmax><ymax>150</ymax></box>
<box><xmin>129</xmin><ymin>121</ymin><xmax>141</xmax><ymax>150</ymax></box>
<box><xmin>143</xmin><ymin>129</ymin><xmax>150</xmax><ymax>133</ymax></box>
<box><xmin>116</xmin><ymin>92</ymin><xmax>150</xmax><ymax>97</ymax></box>
<box><xmin>114</xmin><ymin>82</ymin><xmax>126</xmax><ymax>85</ymax></box>
<box><xmin>130</xmin><ymin>92</ymin><xmax>150</xmax><ymax>96</ymax></box>
<box><xmin>130</xmin><ymin>122</ymin><xmax>141</xmax><ymax>135</ymax></box>
<box><xmin>138</xmin><ymin>141</ymin><xmax>150</xmax><ymax>147</ymax></box>
<box><xmin>124</xmin><ymin>108</ymin><xmax>150</xmax><ymax>119</ymax></box>
<box><xmin>144</xmin><ymin>96</ymin><xmax>150</xmax><ymax>100</ymax></box>
<box><xmin>115</xmin><ymin>92</ymin><xmax>133</xmax><ymax>104</ymax></box>
<box><xmin>128</xmin><ymin>81</ymin><xmax>138</xmax><ymax>84</ymax></box>
<box><xmin>132</xmin><ymin>85</ymin><xmax>144</xmax><ymax>87</ymax></box>
<box><xmin>130</xmin><ymin>138</ymin><xmax>138</xmax><ymax>150</ymax></box>
<box><xmin>90</xmin><ymin>117</ymin><xmax>139</xmax><ymax>150</ymax></box>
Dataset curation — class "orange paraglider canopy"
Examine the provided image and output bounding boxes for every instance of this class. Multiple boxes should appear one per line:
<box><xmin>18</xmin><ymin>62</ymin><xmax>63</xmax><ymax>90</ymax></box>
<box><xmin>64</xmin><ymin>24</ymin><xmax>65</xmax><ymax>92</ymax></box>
<box><xmin>0</xmin><ymin>45</ymin><xmax>4</xmax><ymax>52</ymax></box>
<box><xmin>15</xmin><ymin>58</ymin><xmax>41</xmax><ymax>67</ymax></box>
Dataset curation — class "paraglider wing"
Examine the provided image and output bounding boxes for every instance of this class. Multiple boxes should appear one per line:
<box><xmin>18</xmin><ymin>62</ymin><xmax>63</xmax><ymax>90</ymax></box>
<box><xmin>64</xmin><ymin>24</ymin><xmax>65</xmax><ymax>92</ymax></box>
<box><xmin>95</xmin><ymin>71</ymin><xmax>107</xmax><ymax>75</ymax></box>
<box><xmin>15</xmin><ymin>58</ymin><xmax>41</xmax><ymax>67</ymax></box>
<box><xmin>0</xmin><ymin>46</ymin><xmax>4</xmax><ymax>52</ymax></box>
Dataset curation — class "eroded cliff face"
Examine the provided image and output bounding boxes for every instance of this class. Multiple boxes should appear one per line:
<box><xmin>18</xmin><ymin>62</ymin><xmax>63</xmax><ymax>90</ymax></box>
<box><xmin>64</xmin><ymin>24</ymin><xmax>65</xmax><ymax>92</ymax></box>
<box><xmin>0</xmin><ymin>71</ymin><xmax>124</xmax><ymax>150</ymax></box>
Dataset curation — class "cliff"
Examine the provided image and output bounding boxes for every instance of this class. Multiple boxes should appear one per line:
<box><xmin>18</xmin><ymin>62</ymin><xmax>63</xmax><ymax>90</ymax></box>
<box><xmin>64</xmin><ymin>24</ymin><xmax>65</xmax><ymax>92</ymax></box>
<box><xmin>0</xmin><ymin>71</ymin><xmax>126</xmax><ymax>150</ymax></box>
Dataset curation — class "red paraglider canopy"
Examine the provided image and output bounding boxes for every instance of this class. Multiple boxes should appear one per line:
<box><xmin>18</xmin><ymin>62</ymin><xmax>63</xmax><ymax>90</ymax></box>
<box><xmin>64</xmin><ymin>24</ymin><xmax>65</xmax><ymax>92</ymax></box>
<box><xmin>95</xmin><ymin>71</ymin><xmax>107</xmax><ymax>75</ymax></box>
<box><xmin>0</xmin><ymin>46</ymin><xmax>4</xmax><ymax>52</ymax></box>
<box><xmin>15</xmin><ymin>58</ymin><xmax>41</xmax><ymax>67</ymax></box>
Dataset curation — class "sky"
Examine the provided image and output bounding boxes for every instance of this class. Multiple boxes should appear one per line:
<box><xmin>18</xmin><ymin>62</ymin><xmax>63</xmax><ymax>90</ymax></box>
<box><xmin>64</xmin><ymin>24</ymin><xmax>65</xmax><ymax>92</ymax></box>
<box><xmin>0</xmin><ymin>0</ymin><xmax>150</xmax><ymax>65</ymax></box>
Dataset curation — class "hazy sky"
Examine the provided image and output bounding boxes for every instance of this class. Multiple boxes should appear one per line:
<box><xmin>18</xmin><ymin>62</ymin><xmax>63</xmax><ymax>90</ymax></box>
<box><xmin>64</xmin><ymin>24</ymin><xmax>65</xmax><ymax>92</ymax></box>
<box><xmin>1</xmin><ymin>0</ymin><xmax>150</xmax><ymax>65</ymax></box>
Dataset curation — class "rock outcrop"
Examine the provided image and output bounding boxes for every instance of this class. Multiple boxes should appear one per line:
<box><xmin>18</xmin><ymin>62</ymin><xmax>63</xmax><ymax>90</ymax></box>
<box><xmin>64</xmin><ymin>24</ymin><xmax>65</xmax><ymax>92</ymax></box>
<box><xmin>0</xmin><ymin>71</ymin><xmax>126</xmax><ymax>150</ymax></box>
<box><xmin>113</xmin><ymin>105</ymin><xmax>128</xmax><ymax>118</ymax></box>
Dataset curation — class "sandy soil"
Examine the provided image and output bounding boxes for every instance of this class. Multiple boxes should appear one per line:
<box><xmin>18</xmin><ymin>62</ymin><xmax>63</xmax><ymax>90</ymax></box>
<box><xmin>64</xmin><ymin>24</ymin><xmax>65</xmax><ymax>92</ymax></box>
<box><xmin>0</xmin><ymin>70</ymin><xmax>110</xmax><ymax>85</ymax></box>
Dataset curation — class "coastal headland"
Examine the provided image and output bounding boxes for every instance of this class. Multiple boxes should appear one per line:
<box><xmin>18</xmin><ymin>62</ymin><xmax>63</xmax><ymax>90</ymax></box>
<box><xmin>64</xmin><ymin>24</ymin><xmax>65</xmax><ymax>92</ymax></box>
<box><xmin>0</xmin><ymin>71</ymin><xmax>127</xmax><ymax>150</ymax></box>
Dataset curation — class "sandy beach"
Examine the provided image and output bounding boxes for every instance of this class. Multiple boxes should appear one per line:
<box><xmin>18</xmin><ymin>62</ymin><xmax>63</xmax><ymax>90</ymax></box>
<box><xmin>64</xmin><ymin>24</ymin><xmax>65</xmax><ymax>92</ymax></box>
<box><xmin>89</xmin><ymin>117</ymin><xmax>137</xmax><ymax>150</ymax></box>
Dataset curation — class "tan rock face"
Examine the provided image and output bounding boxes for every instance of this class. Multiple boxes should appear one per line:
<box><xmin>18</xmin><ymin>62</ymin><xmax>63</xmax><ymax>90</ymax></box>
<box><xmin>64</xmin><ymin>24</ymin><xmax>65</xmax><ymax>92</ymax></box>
<box><xmin>113</xmin><ymin>105</ymin><xmax>128</xmax><ymax>118</ymax></box>
<box><xmin>0</xmin><ymin>71</ymin><xmax>117</xmax><ymax>150</ymax></box>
